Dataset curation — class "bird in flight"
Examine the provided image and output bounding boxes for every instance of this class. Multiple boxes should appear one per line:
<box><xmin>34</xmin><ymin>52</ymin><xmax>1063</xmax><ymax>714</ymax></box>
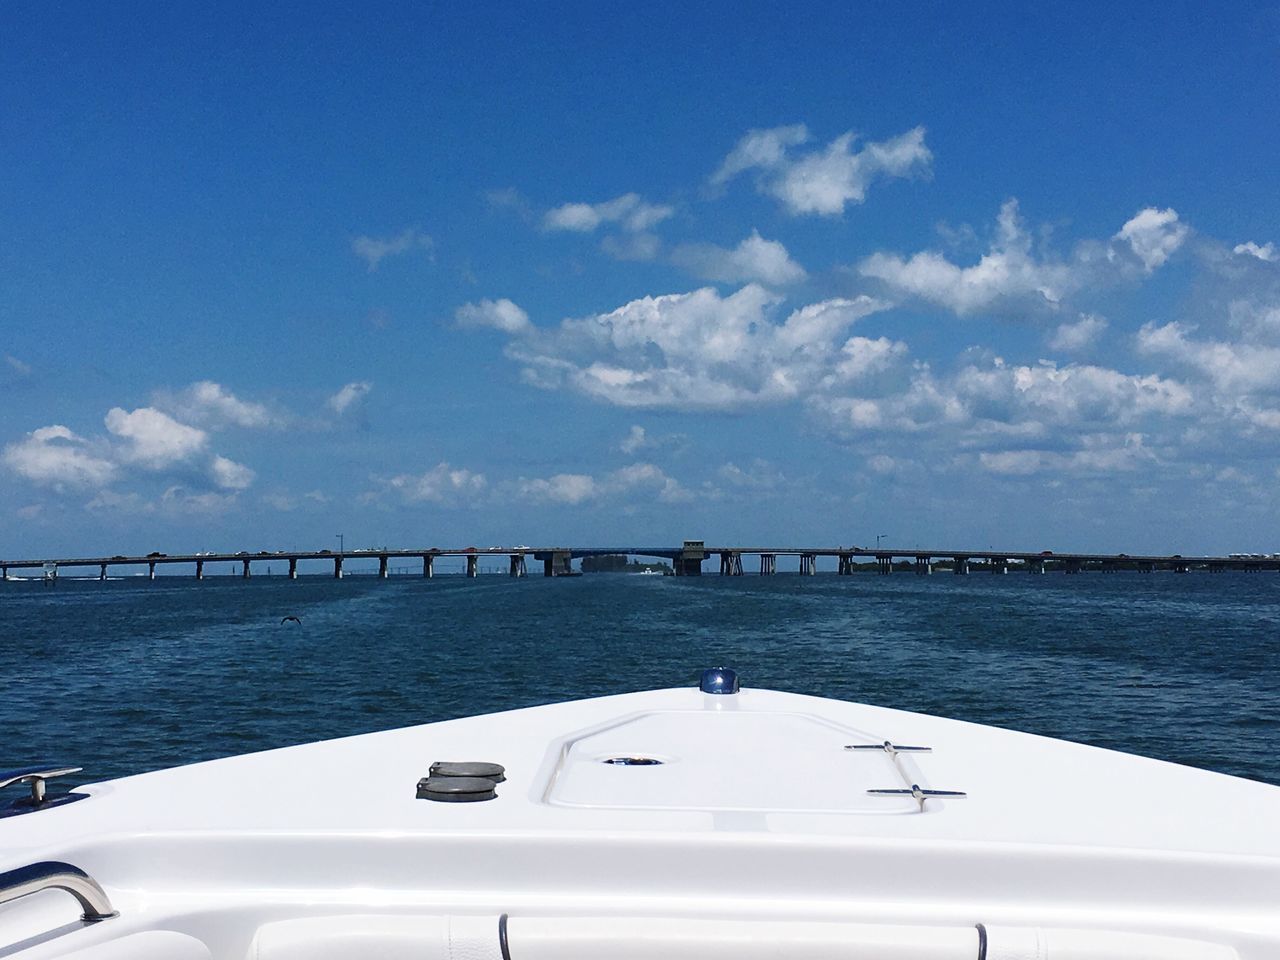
<box><xmin>280</xmin><ymin>616</ymin><xmax>302</xmax><ymax>625</ymax></box>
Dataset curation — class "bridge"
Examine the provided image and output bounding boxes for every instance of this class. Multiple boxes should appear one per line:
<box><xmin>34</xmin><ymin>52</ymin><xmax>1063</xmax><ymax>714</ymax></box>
<box><xmin>2</xmin><ymin>542</ymin><xmax>1277</xmax><ymax>581</ymax></box>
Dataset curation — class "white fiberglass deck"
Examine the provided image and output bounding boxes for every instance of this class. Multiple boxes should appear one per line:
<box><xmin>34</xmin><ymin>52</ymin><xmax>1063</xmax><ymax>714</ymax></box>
<box><xmin>2</xmin><ymin>684</ymin><xmax>1280</xmax><ymax>958</ymax></box>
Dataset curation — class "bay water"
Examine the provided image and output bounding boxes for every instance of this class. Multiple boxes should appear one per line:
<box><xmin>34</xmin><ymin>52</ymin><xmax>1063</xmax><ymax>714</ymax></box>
<box><xmin>3</xmin><ymin>571</ymin><xmax>1278</xmax><ymax>785</ymax></box>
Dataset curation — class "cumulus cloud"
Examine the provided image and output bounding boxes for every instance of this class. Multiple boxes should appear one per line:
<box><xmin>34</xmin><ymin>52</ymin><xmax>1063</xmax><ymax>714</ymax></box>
<box><xmin>859</xmin><ymin>200</ymin><xmax>1078</xmax><ymax>314</ymax></box>
<box><xmin>1137</xmin><ymin>321</ymin><xmax>1280</xmax><ymax>395</ymax></box>
<box><xmin>158</xmin><ymin>381</ymin><xmax>275</xmax><ymax>428</ymax></box>
<box><xmin>713</xmin><ymin>124</ymin><xmax>931</xmax><ymax>216</ymax></box>
<box><xmin>328</xmin><ymin>381</ymin><xmax>372</xmax><ymax>414</ymax></box>
<box><xmin>618</xmin><ymin>425</ymin><xmax>686</xmax><ymax>455</ymax></box>
<box><xmin>1049</xmin><ymin>314</ymin><xmax>1108</xmax><ymax>352</ymax></box>
<box><xmin>600</xmin><ymin>232</ymin><xmax>662</xmax><ymax>262</ymax></box>
<box><xmin>5</xmin><ymin>398</ymin><xmax>261</xmax><ymax>503</ymax></box>
<box><xmin>619</xmin><ymin>425</ymin><xmax>649</xmax><ymax>455</ymax></box>
<box><xmin>517</xmin><ymin>462</ymin><xmax>687</xmax><ymax>505</ymax></box>
<box><xmin>712</xmin><ymin>124</ymin><xmax>810</xmax><ymax>186</ymax></box>
<box><xmin>813</xmin><ymin>359</ymin><xmax>1193</xmax><ymax>467</ymax></box>
<box><xmin>455</xmin><ymin>298</ymin><xmax>532</xmax><ymax>334</ymax></box>
<box><xmin>86</xmin><ymin>486</ymin><xmax>239</xmax><ymax>516</ymax></box>
<box><xmin>977</xmin><ymin>434</ymin><xmax>1155</xmax><ymax>476</ymax></box>
<box><xmin>1234</xmin><ymin>241</ymin><xmax>1277</xmax><ymax>262</ymax></box>
<box><xmin>860</xmin><ymin>202</ymin><xmax>1187</xmax><ymax>316</ymax></box>
<box><xmin>104</xmin><ymin>407</ymin><xmax>208</xmax><ymax>468</ymax></box>
<box><xmin>352</xmin><ymin>228</ymin><xmax>433</xmax><ymax>271</ymax></box>
<box><xmin>718</xmin><ymin>458</ymin><xmax>785</xmax><ymax>490</ymax></box>
<box><xmin>505</xmin><ymin>285</ymin><xmax>894</xmax><ymax>410</ymax></box>
<box><xmin>543</xmin><ymin>193</ymin><xmax>674</xmax><ymax>233</ymax></box>
<box><xmin>1115</xmin><ymin>208</ymin><xmax>1189</xmax><ymax>272</ymax></box>
<box><xmin>2</xmin><ymin>425</ymin><xmax>118</xmax><ymax>489</ymax></box>
<box><xmin>516</xmin><ymin>472</ymin><xmax>596</xmax><ymax>505</ymax></box>
<box><xmin>210</xmin><ymin>455</ymin><xmax>255</xmax><ymax>490</ymax></box>
<box><xmin>383</xmin><ymin>462</ymin><xmax>488</xmax><ymax>505</ymax></box>
<box><xmin>670</xmin><ymin>231</ymin><xmax>807</xmax><ymax>285</ymax></box>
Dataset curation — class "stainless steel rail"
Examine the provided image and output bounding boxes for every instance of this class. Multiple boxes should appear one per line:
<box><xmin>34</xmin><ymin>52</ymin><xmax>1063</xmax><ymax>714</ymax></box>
<box><xmin>0</xmin><ymin>861</ymin><xmax>118</xmax><ymax>922</ymax></box>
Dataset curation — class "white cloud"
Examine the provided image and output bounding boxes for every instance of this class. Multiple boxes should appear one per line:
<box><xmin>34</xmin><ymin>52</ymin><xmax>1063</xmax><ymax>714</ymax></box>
<box><xmin>600</xmin><ymin>232</ymin><xmax>662</xmax><ymax>262</ymax></box>
<box><xmin>718</xmin><ymin>459</ymin><xmax>785</xmax><ymax>490</ymax></box>
<box><xmin>860</xmin><ymin>202</ymin><xmax>1186</xmax><ymax>316</ymax></box>
<box><xmin>618</xmin><ymin>424</ymin><xmax>686</xmax><ymax>455</ymax></box>
<box><xmin>455</xmin><ymin>298</ymin><xmax>532</xmax><ymax>334</ymax></box>
<box><xmin>517</xmin><ymin>462</ymin><xmax>687</xmax><ymax>505</ymax></box>
<box><xmin>1049</xmin><ymin>314</ymin><xmax>1108</xmax><ymax>352</ymax></box>
<box><xmin>210</xmin><ymin>455</ymin><xmax>255</xmax><ymax>490</ymax></box>
<box><xmin>83</xmin><ymin>485</ymin><xmax>238</xmax><ymax>516</ymax></box>
<box><xmin>1137</xmin><ymin>321</ymin><xmax>1280</xmax><ymax>395</ymax></box>
<box><xmin>328</xmin><ymin>381</ymin><xmax>372</xmax><ymax>414</ymax></box>
<box><xmin>5</xmin><ymin>355</ymin><xmax>31</xmax><ymax>377</ymax></box>
<box><xmin>506</xmin><ymin>286</ymin><xmax>894</xmax><ymax>410</ymax></box>
<box><xmin>104</xmin><ymin>407</ymin><xmax>207</xmax><ymax>468</ymax></box>
<box><xmin>670</xmin><ymin>230</ymin><xmax>807</xmax><ymax>285</ymax></box>
<box><xmin>352</xmin><ymin>228</ymin><xmax>432</xmax><ymax>271</ymax></box>
<box><xmin>814</xmin><ymin>360</ymin><xmax>1192</xmax><ymax>457</ymax></box>
<box><xmin>160</xmin><ymin>381</ymin><xmax>275</xmax><ymax>428</ymax></box>
<box><xmin>385</xmin><ymin>462</ymin><xmax>488</xmax><ymax>505</ymax></box>
<box><xmin>2</xmin><ymin>425</ymin><xmax>117</xmax><ymax>489</ymax></box>
<box><xmin>619</xmin><ymin>425</ymin><xmax>648</xmax><ymax>455</ymax></box>
<box><xmin>543</xmin><ymin>193</ymin><xmax>674</xmax><ymax>233</ymax></box>
<box><xmin>1115</xmin><ymin>208</ymin><xmax>1188</xmax><ymax>272</ymax></box>
<box><xmin>517</xmin><ymin>473</ymin><xmax>596</xmax><ymax>505</ymax></box>
<box><xmin>713</xmin><ymin>124</ymin><xmax>931</xmax><ymax>216</ymax></box>
<box><xmin>712</xmin><ymin>124</ymin><xmax>810</xmax><ymax>186</ymax></box>
<box><xmin>1234</xmin><ymin>241</ymin><xmax>1278</xmax><ymax>262</ymax></box>
<box><xmin>977</xmin><ymin>434</ymin><xmax>1154</xmax><ymax>477</ymax></box>
<box><xmin>859</xmin><ymin>200</ymin><xmax>1077</xmax><ymax>314</ymax></box>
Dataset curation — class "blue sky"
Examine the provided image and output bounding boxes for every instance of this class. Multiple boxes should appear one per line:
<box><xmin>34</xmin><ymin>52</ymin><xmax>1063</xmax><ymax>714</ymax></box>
<box><xmin>3</xmin><ymin>2</ymin><xmax>1280</xmax><ymax>557</ymax></box>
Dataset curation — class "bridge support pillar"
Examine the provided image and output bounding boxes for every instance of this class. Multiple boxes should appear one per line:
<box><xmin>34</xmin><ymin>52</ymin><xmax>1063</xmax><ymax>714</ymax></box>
<box><xmin>719</xmin><ymin>551</ymin><xmax>743</xmax><ymax>575</ymax></box>
<box><xmin>509</xmin><ymin>554</ymin><xmax>526</xmax><ymax>577</ymax></box>
<box><xmin>242</xmin><ymin>560</ymin><xmax>251</xmax><ymax>579</ymax></box>
<box><xmin>379</xmin><ymin>555</ymin><xmax>389</xmax><ymax>579</ymax></box>
<box><xmin>466</xmin><ymin>555</ymin><xmax>478</xmax><ymax>578</ymax></box>
<box><xmin>288</xmin><ymin>558</ymin><xmax>297</xmax><ymax>580</ymax></box>
<box><xmin>1064</xmin><ymin>558</ymin><xmax>1083</xmax><ymax>574</ymax></box>
<box><xmin>991</xmin><ymin>558</ymin><xmax>1008</xmax><ymax>574</ymax></box>
<box><xmin>195</xmin><ymin>560</ymin><xmax>204</xmax><ymax>581</ymax></box>
<box><xmin>334</xmin><ymin>556</ymin><xmax>343</xmax><ymax>579</ymax></box>
<box><xmin>423</xmin><ymin>555</ymin><xmax>434</xmax><ymax>578</ymax></box>
<box><xmin>148</xmin><ymin>561</ymin><xmax>157</xmax><ymax>581</ymax></box>
<box><xmin>953</xmin><ymin>557</ymin><xmax>969</xmax><ymax>575</ymax></box>
<box><xmin>799</xmin><ymin>553</ymin><xmax>816</xmax><ymax>576</ymax></box>
<box><xmin>838</xmin><ymin>553</ymin><xmax>855</xmax><ymax>575</ymax></box>
<box><xmin>1028</xmin><ymin>559</ymin><xmax>1045</xmax><ymax>574</ymax></box>
<box><xmin>915</xmin><ymin>556</ymin><xmax>931</xmax><ymax>575</ymax></box>
<box><xmin>760</xmin><ymin>553</ymin><xmax>776</xmax><ymax>575</ymax></box>
<box><xmin>877</xmin><ymin>555</ymin><xmax>892</xmax><ymax>575</ymax></box>
<box><xmin>543</xmin><ymin>551</ymin><xmax>573</xmax><ymax>576</ymax></box>
<box><xmin>100</xmin><ymin>563</ymin><xmax>109</xmax><ymax>581</ymax></box>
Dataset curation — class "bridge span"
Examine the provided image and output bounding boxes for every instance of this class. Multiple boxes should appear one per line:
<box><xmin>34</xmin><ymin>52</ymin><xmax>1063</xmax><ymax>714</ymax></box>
<box><xmin>2</xmin><ymin>542</ymin><xmax>1277</xmax><ymax>581</ymax></box>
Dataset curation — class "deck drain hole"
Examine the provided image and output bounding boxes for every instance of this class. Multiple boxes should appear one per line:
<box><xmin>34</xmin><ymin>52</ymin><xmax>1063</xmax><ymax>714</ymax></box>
<box><xmin>602</xmin><ymin>756</ymin><xmax>663</xmax><ymax>766</ymax></box>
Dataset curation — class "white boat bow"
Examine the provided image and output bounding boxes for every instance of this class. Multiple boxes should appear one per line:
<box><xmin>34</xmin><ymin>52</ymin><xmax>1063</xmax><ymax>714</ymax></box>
<box><xmin>2</xmin><ymin>669</ymin><xmax>1278</xmax><ymax>958</ymax></box>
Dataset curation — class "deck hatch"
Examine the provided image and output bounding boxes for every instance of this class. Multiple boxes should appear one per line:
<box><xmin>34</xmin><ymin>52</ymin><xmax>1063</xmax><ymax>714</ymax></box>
<box><xmin>545</xmin><ymin>710</ymin><xmax>920</xmax><ymax>814</ymax></box>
